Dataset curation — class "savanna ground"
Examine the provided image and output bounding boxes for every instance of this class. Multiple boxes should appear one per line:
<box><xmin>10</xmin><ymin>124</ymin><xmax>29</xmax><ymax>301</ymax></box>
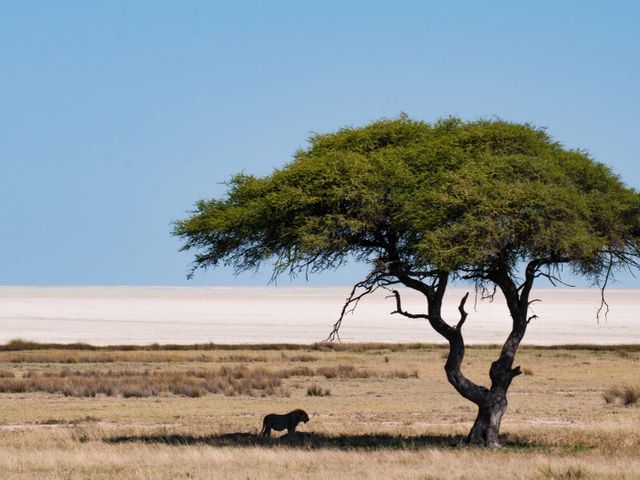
<box><xmin>0</xmin><ymin>341</ymin><xmax>638</xmax><ymax>479</ymax></box>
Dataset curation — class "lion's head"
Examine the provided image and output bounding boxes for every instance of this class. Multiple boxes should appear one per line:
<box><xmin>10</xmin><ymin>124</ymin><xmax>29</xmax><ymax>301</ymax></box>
<box><xmin>294</xmin><ymin>409</ymin><xmax>310</xmax><ymax>423</ymax></box>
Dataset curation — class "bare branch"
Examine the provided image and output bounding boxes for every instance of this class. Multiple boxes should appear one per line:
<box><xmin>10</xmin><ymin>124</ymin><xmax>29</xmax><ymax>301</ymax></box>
<box><xmin>535</xmin><ymin>270</ymin><xmax>576</xmax><ymax>288</ymax></box>
<box><xmin>460</xmin><ymin>267</ymin><xmax>492</xmax><ymax>281</ymax></box>
<box><xmin>483</xmin><ymin>284</ymin><xmax>497</xmax><ymax>302</ymax></box>
<box><xmin>325</xmin><ymin>270</ymin><xmax>400</xmax><ymax>342</ymax></box>
<box><xmin>455</xmin><ymin>292</ymin><xmax>470</xmax><ymax>331</ymax></box>
<box><xmin>388</xmin><ymin>290</ymin><xmax>429</xmax><ymax>319</ymax></box>
<box><xmin>472</xmin><ymin>282</ymin><xmax>496</xmax><ymax>312</ymax></box>
<box><xmin>596</xmin><ymin>255</ymin><xmax>613</xmax><ymax>324</ymax></box>
<box><xmin>405</xmin><ymin>269</ymin><xmax>440</xmax><ymax>280</ymax></box>
<box><xmin>325</xmin><ymin>271</ymin><xmax>379</xmax><ymax>342</ymax></box>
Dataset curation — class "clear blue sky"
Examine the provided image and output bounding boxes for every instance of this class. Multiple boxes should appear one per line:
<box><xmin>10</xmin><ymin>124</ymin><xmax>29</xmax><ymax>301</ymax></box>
<box><xmin>1</xmin><ymin>1</ymin><xmax>639</xmax><ymax>286</ymax></box>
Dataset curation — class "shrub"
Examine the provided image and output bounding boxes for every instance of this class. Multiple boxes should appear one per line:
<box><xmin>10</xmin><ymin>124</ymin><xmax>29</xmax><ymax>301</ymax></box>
<box><xmin>306</xmin><ymin>384</ymin><xmax>331</xmax><ymax>396</ymax></box>
<box><xmin>603</xmin><ymin>385</ymin><xmax>640</xmax><ymax>405</ymax></box>
<box><xmin>386</xmin><ymin>369</ymin><xmax>418</xmax><ymax>379</ymax></box>
<box><xmin>317</xmin><ymin>365</ymin><xmax>372</xmax><ymax>379</ymax></box>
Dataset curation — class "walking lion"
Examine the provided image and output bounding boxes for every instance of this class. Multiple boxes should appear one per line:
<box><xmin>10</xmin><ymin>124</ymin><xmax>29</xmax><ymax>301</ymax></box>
<box><xmin>260</xmin><ymin>409</ymin><xmax>310</xmax><ymax>438</ymax></box>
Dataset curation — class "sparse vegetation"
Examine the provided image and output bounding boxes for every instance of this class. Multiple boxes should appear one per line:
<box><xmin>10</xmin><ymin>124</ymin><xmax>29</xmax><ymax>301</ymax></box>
<box><xmin>317</xmin><ymin>365</ymin><xmax>373</xmax><ymax>379</ymax></box>
<box><xmin>388</xmin><ymin>369</ymin><xmax>419</xmax><ymax>379</ymax></box>
<box><xmin>315</xmin><ymin>365</ymin><xmax>417</xmax><ymax>379</ymax></box>
<box><xmin>0</xmin><ymin>361</ymin><xmax>417</xmax><ymax>398</ymax></box>
<box><xmin>219</xmin><ymin>354</ymin><xmax>268</xmax><ymax>363</ymax></box>
<box><xmin>286</xmin><ymin>354</ymin><xmax>319</xmax><ymax>362</ymax></box>
<box><xmin>0</xmin><ymin>366</ymin><xmax>289</xmax><ymax>397</ymax></box>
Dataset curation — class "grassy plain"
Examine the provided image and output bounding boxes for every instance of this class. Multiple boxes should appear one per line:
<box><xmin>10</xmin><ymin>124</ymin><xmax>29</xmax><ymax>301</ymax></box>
<box><xmin>0</xmin><ymin>342</ymin><xmax>638</xmax><ymax>479</ymax></box>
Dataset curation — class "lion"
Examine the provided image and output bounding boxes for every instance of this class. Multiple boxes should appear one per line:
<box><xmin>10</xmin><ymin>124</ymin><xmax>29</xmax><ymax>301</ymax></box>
<box><xmin>260</xmin><ymin>409</ymin><xmax>310</xmax><ymax>438</ymax></box>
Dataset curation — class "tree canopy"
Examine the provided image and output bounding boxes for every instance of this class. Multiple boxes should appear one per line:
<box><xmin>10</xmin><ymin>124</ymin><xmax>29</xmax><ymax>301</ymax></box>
<box><xmin>174</xmin><ymin>115</ymin><xmax>640</xmax><ymax>446</ymax></box>
<box><xmin>174</xmin><ymin>116</ymin><xmax>640</xmax><ymax>284</ymax></box>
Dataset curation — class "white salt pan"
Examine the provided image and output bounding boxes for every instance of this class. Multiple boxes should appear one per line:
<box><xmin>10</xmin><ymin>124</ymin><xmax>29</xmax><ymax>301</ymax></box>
<box><xmin>0</xmin><ymin>286</ymin><xmax>638</xmax><ymax>345</ymax></box>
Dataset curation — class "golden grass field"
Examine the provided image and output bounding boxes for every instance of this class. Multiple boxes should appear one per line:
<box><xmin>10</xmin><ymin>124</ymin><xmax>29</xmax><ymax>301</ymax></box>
<box><xmin>0</xmin><ymin>342</ymin><xmax>638</xmax><ymax>479</ymax></box>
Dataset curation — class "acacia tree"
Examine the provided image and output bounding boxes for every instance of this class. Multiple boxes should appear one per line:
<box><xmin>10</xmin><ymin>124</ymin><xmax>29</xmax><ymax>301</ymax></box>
<box><xmin>174</xmin><ymin>116</ymin><xmax>640</xmax><ymax>446</ymax></box>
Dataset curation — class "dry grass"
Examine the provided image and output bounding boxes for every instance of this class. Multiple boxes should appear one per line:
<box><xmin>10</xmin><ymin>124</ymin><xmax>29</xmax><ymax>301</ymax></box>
<box><xmin>285</xmin><ymin>354</ymin><xmax>319</xmax><ymax>362</ymax></box>
<box><xmin>315</xmin><ymin>364</ymin><xmax>418</xmax><ymax>379</ymax></box>
<box><xmin>1</xmin><ymin>427</ymin><xmax>639</xmax><ymax>480</ymax></box>
<box><xmin>602</xmin><ymin>385</ymin><xmax>640</xmax><ymax>406</ymax></box>
<box><xmin>0</xmin><ymin>342</ymin><xmax>639</xmax><ymax>479</ymax></box>
<box><xmin>0</xmin><ymin>366</ymin><xmax>289</xmax><ymax>397</ymax></box>
<box><xmin>306</xmin><ymin>384</ymin><xmax>331</xmax><ymax>397</ymax></box>
<box><xmin>0</xmin><ymin>363</ymin><xmax>417</xmax><ymax>398</ymax></box>
<box><xmin>219</xmin><ymin>354</ymin><xmax>268</xmax><ymax>363</ymax></box>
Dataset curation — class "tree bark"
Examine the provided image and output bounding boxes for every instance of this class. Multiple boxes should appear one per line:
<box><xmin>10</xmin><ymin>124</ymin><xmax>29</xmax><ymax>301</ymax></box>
<box><xmin>467</xmin><ymin>396</ymin><xmax>507</xmax><ymax>447</ymax></box>
<box><xmin>464</xmin><ymin>355</ymin><xmax>522</xmax><ymax>446</ymax></box>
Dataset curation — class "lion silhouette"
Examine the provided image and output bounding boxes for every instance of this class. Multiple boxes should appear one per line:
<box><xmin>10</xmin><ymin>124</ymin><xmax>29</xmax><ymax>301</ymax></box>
<box><xmin>259</xmin><ymin>409</ymin><xmax>310</xmax><ymax>438</ymax></box>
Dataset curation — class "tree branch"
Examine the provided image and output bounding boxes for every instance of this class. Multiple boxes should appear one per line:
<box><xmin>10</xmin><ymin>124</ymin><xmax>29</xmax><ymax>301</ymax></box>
<box><xmin>454</xmin><ymin>292</ymin><xmax>470</xmax><ymax>331</ymax></box>
<box><xmin>534</xmin><ymin>270</ymin><xmax>576</xmax><ymax>288</ymax></box>
<box><xmin>596</xmin><ymin>255</ymin><xmax>613</xmax><ymax>324</ymax></box>
<box><xmin>325</xmin><ymin>270</ymin><xmax>400</xmax><ymax>342</ymax></box>
<box><xmin>389</xmin><ymin>290</ymin><xmax>429</xmax><ymax>319</ymax></box>
<box><xmin>473</xmin><ymin>282</ymin><xmax>496</xmax><ymax>312</ymax></box>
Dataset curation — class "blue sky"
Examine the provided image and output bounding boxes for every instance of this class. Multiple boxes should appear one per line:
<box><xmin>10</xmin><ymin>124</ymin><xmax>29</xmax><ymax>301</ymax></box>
<box><xmin>1</xmin><ymin>1</ymin><xmax>639</xmax><ymax>286</ymax></box>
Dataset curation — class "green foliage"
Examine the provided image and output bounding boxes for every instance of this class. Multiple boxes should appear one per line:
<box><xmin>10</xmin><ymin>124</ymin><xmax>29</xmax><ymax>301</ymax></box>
<box><xmin>174</xmin><ymin>116</ymin><xmax>640</xmax><ymax>282</ymax></box>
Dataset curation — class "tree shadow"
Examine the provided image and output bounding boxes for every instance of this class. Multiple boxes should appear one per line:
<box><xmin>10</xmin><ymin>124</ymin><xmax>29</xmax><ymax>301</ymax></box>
<box><xmin>104</xmin><ymin>431</ymin><xmax>541</xmax><ymax>450</ymax></box>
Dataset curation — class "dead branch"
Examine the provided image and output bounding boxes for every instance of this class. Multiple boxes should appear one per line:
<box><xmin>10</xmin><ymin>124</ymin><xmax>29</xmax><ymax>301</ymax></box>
<box><xmin>535</xmin><ymin>270</ymin><xmax>575</xmax><ymax>288</ymax></box>
<box><xmin>388</xmin><ymin>290</ymin><xmax>429</xmax><ymax>319</ymax></box>
<box><xmin>455</xmin><ymin>292</ymin><xmax>470</xmax><ymax>331</ymax></box>
<box><xmin>472</xmin><ymin>281</ymin><xmax>495</xmax><ymax>312</ymax></box>
<box><xmin>325</xmin><ymin>270</ymin><xmax>396</xmax><ymax>342</ymax></box>
<box><xmin>596</xmin><ymin>255</ymin><xmax>613</xmax><ymax>324</ymax></box>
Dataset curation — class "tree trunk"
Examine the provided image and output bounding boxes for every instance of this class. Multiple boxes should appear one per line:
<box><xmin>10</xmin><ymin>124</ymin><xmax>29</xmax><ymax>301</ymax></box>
<box><xmin>419</xmin><ymin>273</ymin><xmax>514</xmax><ymax>447</ymax></box>
<box><xmin>467</xmin><ymin>396</ymin><xmax>507</xmax><ymax>447</ymax></box>
<box><xmin>393</xmin><ymin>263</ymin><xmax>538</xmax><ymax>448</ymax></box>
<box><xmin>433</xmin><ymin>269</ymin><xmax>528</xmax><ymax>447</ymax></box>
<box><xmin>462</xmin><ymin>263</ymin><xmax>536</xmax><ymax>446</ymax></box>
